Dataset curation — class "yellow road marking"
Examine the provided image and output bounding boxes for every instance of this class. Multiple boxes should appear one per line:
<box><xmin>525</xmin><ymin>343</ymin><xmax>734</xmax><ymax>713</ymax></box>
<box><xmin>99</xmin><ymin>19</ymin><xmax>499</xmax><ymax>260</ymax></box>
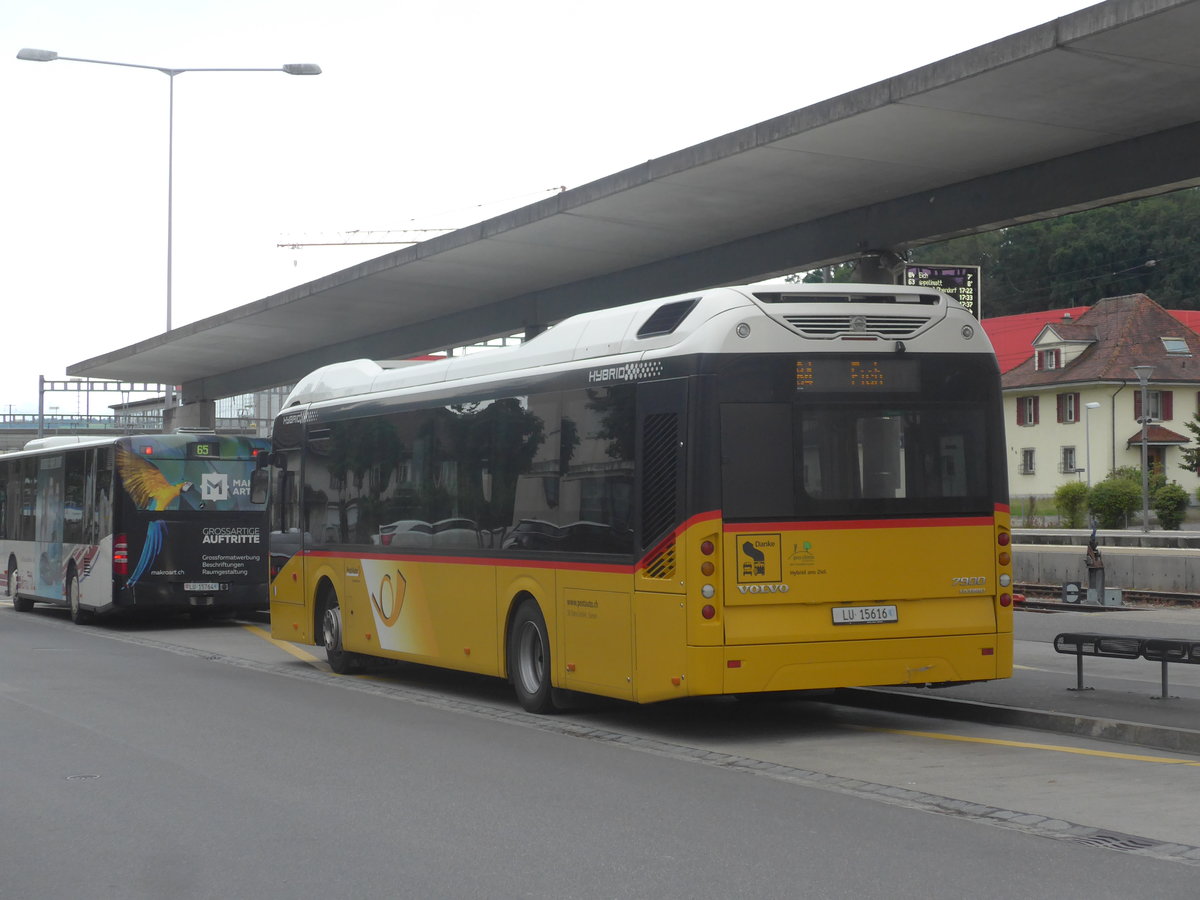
<box><xmin>863</xmin><ymin>726</ymin><xmax>1200</xmax><ymax>765</ymax></box>
<box><xmin>242</xmin><ymin>623</ymin><xmax>325</xmax><ymax>666</ymax></box>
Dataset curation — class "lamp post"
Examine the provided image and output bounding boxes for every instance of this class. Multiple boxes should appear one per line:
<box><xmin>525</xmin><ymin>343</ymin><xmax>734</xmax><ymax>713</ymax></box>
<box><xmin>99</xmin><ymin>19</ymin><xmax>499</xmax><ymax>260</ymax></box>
<box><xmin>17</xmin><ymin>48</ymin><xmax>321</xmax><ymax>333</ymax></box>
<box><xmin>1131</xmin><ymin>365</ymin><xmax>1155</xmax><ymax>532</ymax></box>
<box><xmin>1084</xmin><ymin>401</ymin><xmax>1101</xmax><ymax>487</ymax></box>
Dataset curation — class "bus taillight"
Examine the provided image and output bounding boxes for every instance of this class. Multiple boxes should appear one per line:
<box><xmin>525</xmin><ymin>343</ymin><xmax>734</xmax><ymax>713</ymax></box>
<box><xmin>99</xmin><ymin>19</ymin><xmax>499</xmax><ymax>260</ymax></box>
<box><xmin>113</xmin><ymin>534</ymin><xmax>129</xmax><ymax>576</ymax></box>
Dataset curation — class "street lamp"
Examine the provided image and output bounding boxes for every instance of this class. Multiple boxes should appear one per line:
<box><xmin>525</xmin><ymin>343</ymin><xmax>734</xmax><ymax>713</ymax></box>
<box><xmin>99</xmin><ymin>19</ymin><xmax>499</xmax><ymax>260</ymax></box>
<box><xmin>1131</xmin><ymin>365</ymin><xmax>1155</xmax><ymax>532</ymax></box>
<box><xmin>17</xmin><ymin>48</ymin><xmax>321</xmax><ymax>333</ymax></box>
<box><xmin>1084</xmin><ymin>401</ymin><xmax>1101</xmax><ymax>487</ymax></box>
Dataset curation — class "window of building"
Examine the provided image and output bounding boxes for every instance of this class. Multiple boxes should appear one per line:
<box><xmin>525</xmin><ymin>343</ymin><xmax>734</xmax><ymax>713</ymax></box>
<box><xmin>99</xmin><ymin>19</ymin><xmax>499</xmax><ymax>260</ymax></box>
<box><xmin>1162</xmin><ymin>337</ymin><xmax>1190</xmax><ymax>356</ymax></box>
<box><xmin>1016</xmin><ymin>396</ymin><xmax>1039</xmax><ymax>426</ymax></box>
<box><xmin>1037</xmin><ymin>348</ymin><xmax>1061</xmax><ymax>370</ymax></box>
<box><xmin>1056</xmin><ymin>392</ymin><xmax>1080</xmax><ymax>424</ymax></box>
<box><xmin>1150</xmin><ymin>390</ymin><xmax>1165</xmax><ymax>421</ymax></box>
<box><xmin>1060</xmin><ymin>446</ymin><xmax>1078</xmax><ymax>474</ymax></box>
<box><xmin>1020</xmin><ymin>449</ymin><xmax>1036</xmax><ymax>475</ymax></box>
<box><xmin>1134</xmin><ymin>389</ymin><xmax>1172</xmax><ymax>422</ymax></box>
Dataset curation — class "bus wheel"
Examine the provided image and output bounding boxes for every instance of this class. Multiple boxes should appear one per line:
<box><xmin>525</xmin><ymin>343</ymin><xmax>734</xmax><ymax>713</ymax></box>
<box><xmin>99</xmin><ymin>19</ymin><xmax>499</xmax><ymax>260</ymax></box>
<box><xmin>321</xmin><ymin>595</ymin><xmax>359</xmax><ymax>675</ymax></box>
<box><xmin>508</xmin><ymin>600</ymin><xmax>556</xmax><ymax>714</ymax></box>
<box><xmin>67</xmin><ymin>571</ymin><xmax>92</xmax><ymax>625</ymax></box>
<box><xmin>9</xmin><ymin>561</ymin><xmax>33</xmax><ymax>613</ymax></box>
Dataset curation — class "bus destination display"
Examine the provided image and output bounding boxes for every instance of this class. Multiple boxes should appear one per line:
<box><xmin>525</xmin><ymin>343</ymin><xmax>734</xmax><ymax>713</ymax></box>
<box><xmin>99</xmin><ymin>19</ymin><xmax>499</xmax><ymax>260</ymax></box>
<box><xmin>188</xmin><ymin>441</ymin><xmax>221</xmax><ymax>459</ymax></box>
<box><xmin>795</xmin><ymin>358</ymin><xmax>919</xmax><ymax>392</ymax></box>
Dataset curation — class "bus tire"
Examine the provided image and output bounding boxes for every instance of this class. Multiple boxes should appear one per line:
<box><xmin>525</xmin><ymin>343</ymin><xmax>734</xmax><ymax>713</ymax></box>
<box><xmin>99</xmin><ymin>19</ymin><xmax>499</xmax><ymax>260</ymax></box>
<box><xmin>8</xmin><ymin>560</ymin><xmax>33</xmax><ymax>612</ymax></box>
<box><xmin>508</xmin><ymin>600</ymin><xmax>556</xmax><ymax>714</ymax></box>
<box><xmin>321</xmin><ymin>593</ymin><xmax>360</xmax><ymax>675</ymax></box>
<box><xmin>67</xmin><ymin>570</ymin><xmax>92</xmax><ymax>625</ymax></box>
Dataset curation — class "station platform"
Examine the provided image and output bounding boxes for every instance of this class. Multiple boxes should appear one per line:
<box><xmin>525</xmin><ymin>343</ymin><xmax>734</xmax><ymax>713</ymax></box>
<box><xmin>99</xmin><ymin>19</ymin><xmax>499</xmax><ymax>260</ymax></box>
<box><xmin>839</xmin><ymin>603</ymin><xmax>1200</xmax><ymax>755</ymax></box>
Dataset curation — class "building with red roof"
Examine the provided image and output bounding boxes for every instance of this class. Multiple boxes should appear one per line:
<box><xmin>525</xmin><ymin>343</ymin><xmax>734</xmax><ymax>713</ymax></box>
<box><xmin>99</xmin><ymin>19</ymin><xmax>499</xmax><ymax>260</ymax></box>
<box><xmin>990</xmin><ymin>294</ymin><xmax>1200</xmax><ymax>512</ymax></box>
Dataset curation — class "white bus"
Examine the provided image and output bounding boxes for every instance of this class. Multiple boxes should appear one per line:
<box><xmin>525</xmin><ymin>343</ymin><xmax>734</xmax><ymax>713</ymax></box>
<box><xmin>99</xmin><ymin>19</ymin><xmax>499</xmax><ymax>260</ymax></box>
<box><xmin>2</xmin><ymin>433</ymin><xmax>270</xmax><ymax>623</ymax></box>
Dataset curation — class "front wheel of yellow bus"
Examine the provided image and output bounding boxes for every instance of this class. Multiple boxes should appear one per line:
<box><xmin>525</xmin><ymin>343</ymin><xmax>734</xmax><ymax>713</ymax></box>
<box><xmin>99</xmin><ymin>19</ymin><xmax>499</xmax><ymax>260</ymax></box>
<box><xmin>320</xmin><ymin>589</ymin><xmax>361</xmax><ymax>675</ymax></box>
<box><xmin>508</xmin><ymin>600</ymin><xmax>556</xmax><ymax>714</ymax></box>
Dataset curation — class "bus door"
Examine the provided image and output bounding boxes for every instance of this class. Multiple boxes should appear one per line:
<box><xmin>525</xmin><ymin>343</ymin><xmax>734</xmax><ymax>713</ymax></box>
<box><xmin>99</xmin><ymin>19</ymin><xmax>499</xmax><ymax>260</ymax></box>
<box><xmin>265</xmin><ymin>449</ymin><xmax>306</xmax><ymax>596</ymax></box>
<box><xmin>629</xmin><ymin>377</ymin><xmax>689</xmax><ymax>698</ymax></box>
<box><xmin>265</xmin><ymin>411</ymin><xmax>311</xmax><ymax>639</ymax></box>
<box><xmin>34</xmin><ymin>455</ymin><xmax>65</xmax><ymax>599</ymax></box>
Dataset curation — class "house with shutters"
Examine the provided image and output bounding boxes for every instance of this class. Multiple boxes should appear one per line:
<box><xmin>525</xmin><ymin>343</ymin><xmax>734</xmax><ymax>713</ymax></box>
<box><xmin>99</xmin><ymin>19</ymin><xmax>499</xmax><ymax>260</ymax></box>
<box><xmin>999</xmin><ymin>293</ymin><xmax>1200</xmax><ymax>501</ymax></box>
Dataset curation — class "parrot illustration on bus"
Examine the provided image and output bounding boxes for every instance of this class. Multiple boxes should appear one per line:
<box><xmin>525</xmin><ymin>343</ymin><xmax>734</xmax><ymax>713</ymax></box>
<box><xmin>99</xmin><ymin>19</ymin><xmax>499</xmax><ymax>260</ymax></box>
<box><xmin>116</xmin><ymin>446</ymin><xmax>196</xmax><ymax>510</ymax></box>
<box><xmin>115</xmin><ymin>446</ymin><xmax>195</xmax><ymax>587</ymax></box>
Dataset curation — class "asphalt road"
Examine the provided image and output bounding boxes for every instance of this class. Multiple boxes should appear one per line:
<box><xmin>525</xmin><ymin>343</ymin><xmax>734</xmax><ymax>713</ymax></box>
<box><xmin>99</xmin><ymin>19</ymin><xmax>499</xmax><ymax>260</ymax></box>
<box><xmin>2</xmin><ymin>605</ymin><xmax>1198</xmax><ymax>899</ymax></box>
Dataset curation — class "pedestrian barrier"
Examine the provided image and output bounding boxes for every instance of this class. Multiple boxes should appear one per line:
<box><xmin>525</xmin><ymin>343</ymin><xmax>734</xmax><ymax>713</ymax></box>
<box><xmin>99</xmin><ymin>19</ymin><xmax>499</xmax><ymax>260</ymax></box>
<box><xmin>1053</xmin><ymin>632</ymin><xmax>1200</xmax><ymax>698</ymax></box>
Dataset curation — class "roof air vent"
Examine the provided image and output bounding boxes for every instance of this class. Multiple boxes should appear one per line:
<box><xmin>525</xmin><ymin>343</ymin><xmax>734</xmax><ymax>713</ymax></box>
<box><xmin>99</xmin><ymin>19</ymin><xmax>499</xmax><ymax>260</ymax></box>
<box><xmin>637</xmin><ymin>298</ymin><xmax>700</xmax><ymax>338</ymax></box>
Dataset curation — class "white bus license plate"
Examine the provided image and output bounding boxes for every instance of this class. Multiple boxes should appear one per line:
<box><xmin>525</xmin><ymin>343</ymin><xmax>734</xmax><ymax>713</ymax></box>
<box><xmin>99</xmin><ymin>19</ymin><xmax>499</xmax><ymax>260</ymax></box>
<box><xmin>832</xmin><ymin>605</ymin><xmax>898</xmax><ymax>625</ymax></box>
<box><xmin>185</xmin><ymin>582</ymin><xmax>223</xmax><ymax>593</ymax></box>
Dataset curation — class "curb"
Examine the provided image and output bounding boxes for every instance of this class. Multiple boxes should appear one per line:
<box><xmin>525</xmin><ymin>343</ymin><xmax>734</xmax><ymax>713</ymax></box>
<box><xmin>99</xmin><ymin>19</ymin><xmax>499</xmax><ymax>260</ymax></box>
<box><xmin>835</xmin><ymin>687</ymin><xmax>1200</xmax><ymax>757</ymax></box>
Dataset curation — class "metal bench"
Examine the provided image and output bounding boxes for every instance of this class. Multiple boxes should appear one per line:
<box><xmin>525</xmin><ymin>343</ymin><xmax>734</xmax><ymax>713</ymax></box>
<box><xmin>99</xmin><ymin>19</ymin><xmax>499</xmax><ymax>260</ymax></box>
<box><xmin>1053</xmin><ymin>632</ymin><xmax>1200</xmax><ymax>698</ymax></box>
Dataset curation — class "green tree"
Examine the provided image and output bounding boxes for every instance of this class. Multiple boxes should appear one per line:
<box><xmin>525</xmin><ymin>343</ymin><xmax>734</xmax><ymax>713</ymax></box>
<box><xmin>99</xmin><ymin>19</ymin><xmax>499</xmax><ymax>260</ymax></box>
<box><xmin>1152</xmin><ymin>482</ymin><xmax>1190</xmax><ymax>530</ymax></box>
<box><xmin>1087</xmin><ymin>470</ymin><xmax>1142</xmax><ymax>529</ymax></box>
<box><xmin>1178</xmin><ymin>411</ymin><xmax>1200</xmax><ymax>476</ymax></box>
<box><xmin>786</xmin><ymin>262</ymin><xmax>857</xmax><ymax>284</ymax></box>
<box><xmin>910</xmin><ymin>187</ymin><xmax>1200</xmax><ymax>316</ymax></box>
<box><xmin>1053</xmin><ymin>481</ymin><xmax>1090</xmax><ymax>528</ymax></box>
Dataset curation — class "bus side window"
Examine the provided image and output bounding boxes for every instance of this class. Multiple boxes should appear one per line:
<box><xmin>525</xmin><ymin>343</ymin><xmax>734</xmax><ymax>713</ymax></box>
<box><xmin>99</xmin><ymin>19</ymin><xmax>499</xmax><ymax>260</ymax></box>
<box><xmin>63</xmin><ymin>451</ymin><xmax>86</xmax><ymax>544</ymax></box>
<box><xmin>19</xmin><ymin>461</ymin><xmax>37</xmax><ymax>542</ymax></box>
<box><xmin>93</xmin><ymin>449</ymin><xmax>113</xmax><ymax>543</ymax></box>
<box><xmin>0</xmin><ymin>459</ymin><xmax>9</xmax><ymax>541</ymax></box>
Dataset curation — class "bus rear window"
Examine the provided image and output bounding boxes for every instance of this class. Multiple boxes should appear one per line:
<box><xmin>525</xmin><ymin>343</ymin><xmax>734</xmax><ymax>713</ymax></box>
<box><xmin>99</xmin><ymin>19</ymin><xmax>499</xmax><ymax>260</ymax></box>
<box><xmin>722</xmin><ymin>401</ymin><xmax>992</xmax><ymax>520</ymax></box>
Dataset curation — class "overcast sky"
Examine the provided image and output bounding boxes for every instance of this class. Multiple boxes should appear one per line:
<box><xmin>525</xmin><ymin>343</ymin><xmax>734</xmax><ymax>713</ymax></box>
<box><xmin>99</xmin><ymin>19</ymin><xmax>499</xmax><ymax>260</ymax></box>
<box><xmin>4</xmin><ymin>0</ymin><xmax>1096</xmax><ymax>415</ymax></box>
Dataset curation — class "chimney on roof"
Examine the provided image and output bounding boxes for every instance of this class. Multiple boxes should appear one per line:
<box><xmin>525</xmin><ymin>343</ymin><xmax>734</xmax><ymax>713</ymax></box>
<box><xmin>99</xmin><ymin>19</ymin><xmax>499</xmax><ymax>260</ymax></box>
<box><xmin>1062</xmin><ymin>312</ymin><xmax>1072</xmax><ymax>321</ymax></box>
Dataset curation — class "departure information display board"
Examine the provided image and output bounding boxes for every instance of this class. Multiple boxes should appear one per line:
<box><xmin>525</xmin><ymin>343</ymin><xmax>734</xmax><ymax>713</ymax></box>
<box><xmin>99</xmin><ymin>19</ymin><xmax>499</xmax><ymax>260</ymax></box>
<box><xmin>903</xmin><ymin>264</ymin><xmax>981</xmax><ymax>318</ymax></box>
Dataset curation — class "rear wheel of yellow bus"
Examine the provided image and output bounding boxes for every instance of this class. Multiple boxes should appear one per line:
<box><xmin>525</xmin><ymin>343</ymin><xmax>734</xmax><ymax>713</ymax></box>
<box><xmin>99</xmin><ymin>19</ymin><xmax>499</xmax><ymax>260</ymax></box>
<box><xmin>508</xmin><ymin>600</ymin><xmax>555</xmax><ymax>714</ymax></box>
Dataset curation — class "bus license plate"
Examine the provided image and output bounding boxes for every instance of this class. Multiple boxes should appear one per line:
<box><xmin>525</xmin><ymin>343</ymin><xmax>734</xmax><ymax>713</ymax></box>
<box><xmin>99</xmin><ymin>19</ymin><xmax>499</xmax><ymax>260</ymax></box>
<box><xmin>832</xmin><ymin>605</ymin><xmax>898</xmax><ymax>625</ymax></box>
<box><xmin>185</xmin><ymin>582</ymin><xmax>223</xmax><ymax>592</ymax></box>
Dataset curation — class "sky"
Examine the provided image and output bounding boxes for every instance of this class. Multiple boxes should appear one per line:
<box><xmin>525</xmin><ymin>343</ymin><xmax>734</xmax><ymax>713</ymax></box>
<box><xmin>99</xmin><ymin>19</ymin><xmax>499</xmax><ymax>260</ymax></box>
<box><xmin>3</xmin><ymin>0</ymin><xmax>1098</xmax><ymax>415</ymax></box>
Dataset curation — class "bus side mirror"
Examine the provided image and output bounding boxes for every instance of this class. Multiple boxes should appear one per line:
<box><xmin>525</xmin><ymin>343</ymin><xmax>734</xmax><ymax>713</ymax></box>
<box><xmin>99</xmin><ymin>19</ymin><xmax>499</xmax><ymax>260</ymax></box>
<box><xmin>255</xmin><ymin>450</ymin><xmax>286</xmax><ymax>469</ymax></box>
<box><xmin>250</xmin><ymin>468</ymin><xmax>269</xmax><ymax>505</ymax></box>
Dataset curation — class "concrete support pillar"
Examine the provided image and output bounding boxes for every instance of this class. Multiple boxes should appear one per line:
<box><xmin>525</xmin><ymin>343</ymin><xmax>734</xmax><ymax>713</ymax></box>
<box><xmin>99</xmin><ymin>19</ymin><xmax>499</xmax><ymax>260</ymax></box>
<box><xmin>164</xmin><ymin>400</ymin><xmax>216</xmax><ymax>432</ymax></box>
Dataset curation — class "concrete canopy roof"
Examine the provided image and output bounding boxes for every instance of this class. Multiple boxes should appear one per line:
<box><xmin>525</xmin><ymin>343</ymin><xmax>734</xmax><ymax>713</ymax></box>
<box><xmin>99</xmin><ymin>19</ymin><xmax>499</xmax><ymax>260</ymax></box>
<box><xmin>69</xmin><ymin>0</ymin><xmax>1200</xmax><ymax>402</ymax></box>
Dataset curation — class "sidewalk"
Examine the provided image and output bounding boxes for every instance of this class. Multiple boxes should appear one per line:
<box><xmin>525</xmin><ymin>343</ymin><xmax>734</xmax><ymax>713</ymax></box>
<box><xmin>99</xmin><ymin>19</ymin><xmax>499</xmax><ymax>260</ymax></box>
<box><xmin>838</xmin><ymin>604</ymin><xmax>1200</xmax><ymax>755</ymax></box>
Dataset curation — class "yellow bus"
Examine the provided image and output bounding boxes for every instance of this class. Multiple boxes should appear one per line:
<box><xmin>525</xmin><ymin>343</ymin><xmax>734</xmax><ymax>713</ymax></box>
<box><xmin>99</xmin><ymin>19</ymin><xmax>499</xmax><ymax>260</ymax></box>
<box><xmin>256</xmin><ymin>281</ymin><xmax>1013</xmax><ymax>711</ymax></box>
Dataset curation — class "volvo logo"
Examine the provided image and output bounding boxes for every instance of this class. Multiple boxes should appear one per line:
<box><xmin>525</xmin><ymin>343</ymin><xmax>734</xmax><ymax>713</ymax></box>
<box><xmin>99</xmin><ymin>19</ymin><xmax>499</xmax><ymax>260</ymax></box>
<box><xmin>736</xmin><ymin>584</ymin><xmax>790</xmax><ymax>594</ymax></box>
